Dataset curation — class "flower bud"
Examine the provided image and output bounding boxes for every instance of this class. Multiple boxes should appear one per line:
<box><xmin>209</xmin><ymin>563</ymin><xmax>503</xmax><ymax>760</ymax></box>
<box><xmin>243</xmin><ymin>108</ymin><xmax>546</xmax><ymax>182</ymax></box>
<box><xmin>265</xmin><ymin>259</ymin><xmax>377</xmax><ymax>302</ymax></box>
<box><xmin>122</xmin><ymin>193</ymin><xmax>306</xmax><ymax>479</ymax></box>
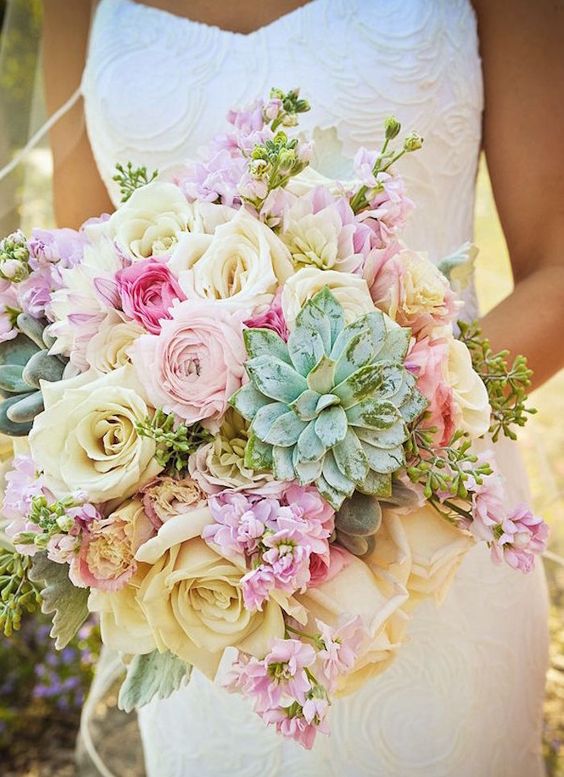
<box><xmin>404</xmin><ymin>132</ymin><xmax>424</xmax><ymax>152</ymax></box>
<box><xmin>384</xmin><ymin>116</ymin><xmax>401</xmax><ymax>140</ymax></box>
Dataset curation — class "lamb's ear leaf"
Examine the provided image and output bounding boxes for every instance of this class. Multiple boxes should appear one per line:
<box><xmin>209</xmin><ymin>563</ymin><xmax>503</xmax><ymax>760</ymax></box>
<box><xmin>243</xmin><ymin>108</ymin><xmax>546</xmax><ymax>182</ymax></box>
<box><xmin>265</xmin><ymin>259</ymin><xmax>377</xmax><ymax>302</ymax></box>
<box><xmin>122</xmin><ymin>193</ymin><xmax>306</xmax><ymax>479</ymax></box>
<box><xmin>118</xmin><ymin>651</ymin><xmax>192</xmax><ymax>713</ymax></box>
<box><xmin>29</xmin><ymin>553</ymin><xmax>89</xmax><ymax>649</ymax></box>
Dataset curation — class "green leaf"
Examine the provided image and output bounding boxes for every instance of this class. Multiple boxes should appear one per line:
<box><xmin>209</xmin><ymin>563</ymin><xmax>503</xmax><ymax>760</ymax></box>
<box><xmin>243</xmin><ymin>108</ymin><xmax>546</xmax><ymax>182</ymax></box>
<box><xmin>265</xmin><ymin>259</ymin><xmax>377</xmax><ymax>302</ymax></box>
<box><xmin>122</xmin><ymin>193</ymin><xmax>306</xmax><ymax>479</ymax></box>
<box><xmin>118</xmin><ymin>650</ymin><xmax>192</xmax><ymax>713</ymax></box>
<box><xmin>336</xmin><ymin>492</ymin><xmax>382</xmax><ymax>536</ymax></box>
<box><xmin>360</xmin><ymin>441</ymin><xmax>405</xmax><ymax>473</ymax></box>
<box><xmin>293</xmin><ymin>457</ymin><xmax>323</xmax><ymax>485</ymax></box>
<box><xmin>306</xmin><ymin>354</ymin><xmax>336</xmax><ymax>394</ymax></box>
<box><xmin>244</xmin><ymin>433</ymin><xmax>274</xmax><ymax>470</ymax></box>
<box><xmin>251</xmin><ymin>402</ymin><xmax>289</xmax><ymax>440</ymax></box>
<box><xmin>22</xmin><ymin>349</ymin><xmax>66</xmax><ymax>387</ymax></box>
<box><xmin>333</xmin><ymin>429</ymin><xmax>369</xmax><ymax>484</ymax></box>
<box><xmin>332</xmin><ymin>363</ymin><xmax>384</xmax><ymax>409</ymax></box>
<box><xmin>0</xmin><ymin>394</ymin><xmax>34</xmax><ymax>436</ymax></box>
<box><xmin>0</xmin><ymin>364</ymin><xmax>28</xmax><ymax>394</ymax></box>
<box><xmin>316</xmin><ymin>474</ymin><xmax>348</xmax><ymax>509</ymax></box>
<box><xmin>399</xmin><ymin>388</ymin><xmax>428</xmax><ymax>423</ymax></box>
<box><xmin>296</xmin><ymin>421</ymin><xmax>327</xmax><ymax>461</ymax></box>
<box><xmin>295</xmin><ymin>290</ymin><xmax>333</xmax><ymax>353</ymax></box>
<box><xmin>314</xmin><ymin>405</ymin><xmax>348</xmax><ymax>447</ymax></box>
<box><xmin>29</xmin><ymin>554</ymin><xmax>89</xmax><ymax>649</ymax></box>
<box><xmin>357</xmin><ymin>470</ymin><xmax>392</xmax><ymax>498</ymax></box>
<box><xmin>333</xmin><ymin>327</ymin><xmax>375</xmax><ymax>385</ymax></box>
<box><xmin>0</xmin><ymin>333</ymin><xmax>40</xmax><ymax>368</ymax></box>
<box><xmin>287</xmin><ymin>325</ymin><xmax>326</xmax><ymax>376</ymax></box>
<box><xmin>376</xmin><ymin>324</ymin><xmax>411</xmax><ymax>362</ymax></box>
<box><xmin>6</xmin><ymin>390</ymin><xmax>44</xmax><ymax>423</ymax></box>
<box><xmin>290</xmin><ymin>389</ymin><xmax>321</xmax><ymax>421</ymax></box>
<box><xmin>336</xmin><ymin>531</ymin><xmax>375</xmax><ymax>557</ymax></box>
<box><xmin>346</xmin><ymin>398</ymin><xmax>400</xmax><ymax>430</ymax></box>
<box><xmin>321</xmin><ymin>452</ymin><xmax>356</xmax><ymax>497</ymax></box>
<box><xmin>307</xmin><ymin>286</ymin><xmax>345</xmax><ymax>349</ymax></box>
<box><xmin>272</xmin><ymin>445</ymin><xmax>295</xmax><ymax>481</ymax></box>
<box><xmin>262</xmin><ymin>411</ymin><xmax>308</xmax><ymax>447</ymax></box>
<box><xmin>246</xmin><ymin>356</ymin><xmax>307</xmax><ymax>403</ymax></box>
<box><xmin>243</xmin><ymin>328</ymin><xmax>291</xmax><ymax>364</ymax></box>
<box><xmin>354</xmin><ymin>421</ymin><xmax>408</xmax><ymax>449</ymax></box>
<box><xmin>229</xmin><ymin>382</ymin><xmax>272</xmax><ymax>421</ymax></box>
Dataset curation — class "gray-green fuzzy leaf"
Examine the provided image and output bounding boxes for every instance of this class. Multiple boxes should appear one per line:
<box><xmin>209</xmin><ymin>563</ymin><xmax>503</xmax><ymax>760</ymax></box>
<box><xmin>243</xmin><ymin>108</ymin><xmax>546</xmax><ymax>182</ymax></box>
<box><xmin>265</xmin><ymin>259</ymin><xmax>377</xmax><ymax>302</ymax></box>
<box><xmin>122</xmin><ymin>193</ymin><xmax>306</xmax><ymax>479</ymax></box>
<box><xmin>322</xmin><ymin>451</ymin><xmax>356</xmax><ymax>497</ymax></box>
<box><xmin>251</xmin><ymin>402</ymin><xmax>289</xmax><ymax>440</ymax></box>
<box><xmin>336</xmin><ymin>492</ymin><xmax>383</xmax><ymax>537</ymax></box>
<box><xmin>0</xmin><ymin>394</ymin><xmax>34</xmax><ymax>436</ymax></box>
<box><xmin>333</xmin><ymin>429</ymin><xmax>369</xmax><ymax>483</ymax></box>
<box><xmin>287</xmin><ymin>325</ymin><xmax>326</xmax><ymax>376</ymax></box>
<box><xmin>297</xmin><ymin>421</ymin><xmax>327</xmax><ymax>462</ymax></box>
<box><xmin>6</xmin><ymin>390</ymin><xmax>44</xmax><ymax>423</ymax></box>
<box><xmin>118</xmin><ymin>651</ymin><xmax>192</xmax><ymax>713</ymax></box>
<box><xmin>272</xmin><ymin>445</ymin><xmax>295</xmax><ymax>481</ymax></box>
<box><xmin>333</xmin><ymin>327</ymin><xmax>375</xmax><ymax>385</ymax></box>
<box><xmin>230</xmin><ymin>382</ymin><xmax>272</xmax><ymax>420</ymax></box>
<box><xmin>262</xmin><ymin>411</ymin><xmax>307</xmax><ymax>447</ymax></box>
<box><xmin>0</xmin><ymin>364</ymin><xmax>28</xmax><ymax>394</ymax></box>
<box><xmin>22</xmin><ymin>349</ymin><xmax>70</xmax><ymax>388</ymax></box>
<box><xmin>290</xmin><ymin>389</ymin><xmax>321</xmax><ymax>421</ymax></box>
<box><xmin>29</xmin><ymin>553</ymin><xmax>89</xmax><ymax>649</ymax></box>
<box><xmin>360</xmin><ymin>441</ymin><xmax>405</xmax><ymax>473</ymax></box>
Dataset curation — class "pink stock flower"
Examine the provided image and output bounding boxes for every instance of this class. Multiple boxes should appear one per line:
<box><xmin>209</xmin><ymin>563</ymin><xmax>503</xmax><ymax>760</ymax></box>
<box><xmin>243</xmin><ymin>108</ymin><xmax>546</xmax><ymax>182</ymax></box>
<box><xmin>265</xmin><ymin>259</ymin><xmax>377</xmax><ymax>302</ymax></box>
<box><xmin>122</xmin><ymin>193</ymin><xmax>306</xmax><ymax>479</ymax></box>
<box><xmin>316</xmin><ymin>616</ymin><xmax>367</xmax><ymax>688</ymax></box>
<box><xmin>2</xmin><ymin>456</ymin><xmax>48</xmax><ymax>553</ymax></box>
<box><xmin>490</xmin><ymin>505</ymin><xmax>549</xmax><ymax>574</ymax></box>
<box><xmin>468</xmin><ymin>473</ymin><xmax>506</xmax><ymax>542</ymax></box>
<box><xmin>244</xmin><ymin>288</ymin><xmax>289</xmax><ymax>341</ymax></box>
<box><xmin>262</xmin><ymin>704</ymin><xmax>329</xmax><ymax>750</ymax></box>
<box><xmin>205</xmin><ymin>485</ymin><xmax>334</xmax><ymax>609</ymax></box>
<box><xmin>115</xmin><ymin>258</ymin><xmax>186</xmax><ymax>334</ymax></box>
<box><xmin>227</xmin><ymin>99</ymin><xmax>266</xmax><ymax>134</ymax></box>
<box><xmin>178</xmin><ymin>150</ymin><xmax>247</xmax><ymax>207</ymax></box>
<box><xmin>406</xmin><ymin>337</ymin><xmax>457</xmax><ymax>446</ymax></box>
<box><xmin>28</xmin><ymin>227</ymin><xmax>86</xmax><ymax>269</ymax></box>
<box><xmin>130</xmin><ymin>299</ymin><xmax>246</xmax><ymax>429</ymax></box>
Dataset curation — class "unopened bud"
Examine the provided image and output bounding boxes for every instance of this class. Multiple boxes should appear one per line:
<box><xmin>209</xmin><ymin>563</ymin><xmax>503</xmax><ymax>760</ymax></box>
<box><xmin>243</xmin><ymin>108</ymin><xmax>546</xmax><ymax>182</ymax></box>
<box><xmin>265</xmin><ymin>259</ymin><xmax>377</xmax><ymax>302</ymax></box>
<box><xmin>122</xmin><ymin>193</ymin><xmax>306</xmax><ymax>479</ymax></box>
<box><xmin>404</xmin><ymin>132</ymin><xmax>424</xmax><ymax>152</ymax></box>
<box><xmin>384</xmin><ymin>117</ymin><xmax>401</xmax><ymax>140</ymax></box>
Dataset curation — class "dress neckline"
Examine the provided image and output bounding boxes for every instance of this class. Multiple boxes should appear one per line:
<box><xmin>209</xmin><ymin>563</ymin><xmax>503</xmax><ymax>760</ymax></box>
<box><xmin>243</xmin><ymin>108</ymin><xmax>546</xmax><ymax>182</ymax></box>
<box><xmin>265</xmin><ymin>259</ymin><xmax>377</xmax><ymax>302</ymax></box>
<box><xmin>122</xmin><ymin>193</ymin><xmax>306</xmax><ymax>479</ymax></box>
<box><xmin>117</xmin><ymin>0</ymin><xmax>324</xmax><ymax>39</ymax></box>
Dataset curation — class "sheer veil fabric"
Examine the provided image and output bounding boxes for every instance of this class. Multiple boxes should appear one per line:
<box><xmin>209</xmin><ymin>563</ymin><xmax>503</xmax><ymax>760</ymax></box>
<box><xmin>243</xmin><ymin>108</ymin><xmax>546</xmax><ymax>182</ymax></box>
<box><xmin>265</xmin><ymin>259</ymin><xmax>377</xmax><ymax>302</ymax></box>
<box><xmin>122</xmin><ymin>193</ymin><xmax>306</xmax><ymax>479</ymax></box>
<box><xmin>0</xmin><ymin>1</ymin><xmax>552</xmax><ymax>775</ymax></box>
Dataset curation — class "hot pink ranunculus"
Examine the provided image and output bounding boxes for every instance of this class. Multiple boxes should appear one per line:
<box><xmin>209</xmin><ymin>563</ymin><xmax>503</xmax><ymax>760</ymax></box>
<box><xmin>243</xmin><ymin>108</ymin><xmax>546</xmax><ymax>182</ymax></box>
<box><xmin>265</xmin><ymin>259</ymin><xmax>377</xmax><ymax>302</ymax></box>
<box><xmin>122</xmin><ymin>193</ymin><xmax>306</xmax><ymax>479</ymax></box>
<box><xmin>115</xmin><ymin>258</ymin><xmax>185</xmax><ymax>334</ymax></box>
<box><xmin>130</xmin><ymin>299</ymin><xmax>246</xmax><ymax>428</ymax></box>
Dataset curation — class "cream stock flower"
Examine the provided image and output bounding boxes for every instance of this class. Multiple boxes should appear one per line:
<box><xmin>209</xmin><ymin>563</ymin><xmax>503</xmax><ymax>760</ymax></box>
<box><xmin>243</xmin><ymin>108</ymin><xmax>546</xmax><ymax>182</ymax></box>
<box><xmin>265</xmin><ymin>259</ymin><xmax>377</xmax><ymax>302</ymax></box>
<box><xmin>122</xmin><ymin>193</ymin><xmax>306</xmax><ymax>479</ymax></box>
<box><xmin>281</xmin><ymin>267</ymin><xmax>375</xmax><ymax>329</ymax></box>
<box><xmin>446</xmin><ymin>338</ymin><xmax>491</xmax><ymax>439</ymax></box>
<box><xmin>134</xmin><ymin>506</ymin><xmax>289</xmax><ymax>678</ymax></box>
<box><xmin>85</xmin><ymin>310</ymin><xmax>144</xmax><ymax>373</ymax></box>
<box><xmin>174</xmin><ymin>208</ymin><xmax>293</xmax><ymax>310</ymax></box>
<box><xmin>29</xmin><ymin>366</ymin><xmax>162</xmax><ymax>503</ymax></box>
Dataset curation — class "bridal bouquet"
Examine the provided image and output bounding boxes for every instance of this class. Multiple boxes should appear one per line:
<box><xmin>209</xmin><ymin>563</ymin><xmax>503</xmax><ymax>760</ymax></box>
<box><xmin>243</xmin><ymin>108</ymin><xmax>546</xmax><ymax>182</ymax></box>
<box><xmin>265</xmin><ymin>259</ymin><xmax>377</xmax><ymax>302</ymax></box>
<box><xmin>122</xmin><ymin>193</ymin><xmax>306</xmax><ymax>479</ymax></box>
<box><xmin>0</xmin><ymin>89</ymin><xmax>547</xmax><ymax>748</ymax></box>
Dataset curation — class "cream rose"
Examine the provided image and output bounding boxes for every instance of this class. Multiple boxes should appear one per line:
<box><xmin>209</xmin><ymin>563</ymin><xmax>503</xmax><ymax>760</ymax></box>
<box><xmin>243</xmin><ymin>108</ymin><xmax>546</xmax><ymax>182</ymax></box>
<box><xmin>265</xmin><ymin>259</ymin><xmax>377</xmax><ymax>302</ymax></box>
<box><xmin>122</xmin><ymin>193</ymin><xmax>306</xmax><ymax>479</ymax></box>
<box><xmin>135</xmin><ymin>506</ymin><xmax>287</xmax><ymax>678</ymax></box>
<box><xmin>281</xmin><ymin>267</ymin><xmax>375</xmax><ymax>328</ymax></box>
<box><xmin>175</xmin><ymin>209</ymin><xmax>293</xmax><ymax>310</ymax></box>
<box><xmin>88</xmin><ymin>565</ymin><xmax>156</xmax><ymax>654</ymax></box>
<box><xmin>368</xmin><ymin>505</ymin><xmax>474</xmax><ymax>609</ymax></box>
<box><xmin>108</xmin><ymin>181</ymin><xmax>200</xmax><ymax>259</ymax></box>
<box><xmin>29</xmin><ymin>366</ymin><xmax>162</xmax><ymax>503</ymax></box>
<box><xmin>85</xmin><ymin>311</ymin><xmax>144</xmax><ymax>373</ymax></box>
<box><xmin>285</xmin><ymin>166</ymin><xmax>352</xmax><ymax>198</ymax></box>
<box><xmin>297</xmin><ymin>553</ymin><xmax>409</xmax><ymax>696</ymax></box>
<box><xmin>446</xmin><ymin>339</ymin><xmax>491</xmax><ymax>439</ymax></box>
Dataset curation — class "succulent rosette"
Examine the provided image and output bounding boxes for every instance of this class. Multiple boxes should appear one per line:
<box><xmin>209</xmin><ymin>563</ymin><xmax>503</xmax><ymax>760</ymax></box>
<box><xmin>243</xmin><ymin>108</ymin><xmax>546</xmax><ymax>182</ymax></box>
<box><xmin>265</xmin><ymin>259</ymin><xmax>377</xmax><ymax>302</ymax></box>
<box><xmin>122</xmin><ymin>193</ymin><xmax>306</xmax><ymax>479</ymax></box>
<box><xmin>231</xmin><ymin>286</ymin><xmax>426</xmax><ymax>510</ymax></box>
<box><xmin>0</xmin><ymin>88</ymin><xmax>547</xmax><ymax>752</ymax></box>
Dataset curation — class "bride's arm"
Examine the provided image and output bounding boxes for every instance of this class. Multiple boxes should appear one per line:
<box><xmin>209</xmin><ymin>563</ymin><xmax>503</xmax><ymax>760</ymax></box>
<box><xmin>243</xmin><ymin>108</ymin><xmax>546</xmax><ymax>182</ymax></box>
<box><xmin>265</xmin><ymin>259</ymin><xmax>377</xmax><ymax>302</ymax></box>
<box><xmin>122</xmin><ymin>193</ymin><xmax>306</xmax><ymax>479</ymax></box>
<box><xmin>42</xmin><ymin>0</ymin><xmax>114</xmax><ymax>228</ymax></box>
<box><xmin>474</xmin><ymin>0</ymin><xmax>564</xmax><ymax>389</ymax></box>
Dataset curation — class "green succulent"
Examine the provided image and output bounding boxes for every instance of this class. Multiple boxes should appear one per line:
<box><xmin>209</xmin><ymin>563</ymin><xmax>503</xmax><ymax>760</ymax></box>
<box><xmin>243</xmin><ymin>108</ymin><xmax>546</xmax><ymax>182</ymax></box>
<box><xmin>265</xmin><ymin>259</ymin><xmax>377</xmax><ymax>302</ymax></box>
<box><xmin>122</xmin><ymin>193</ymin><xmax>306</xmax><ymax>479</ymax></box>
<box><xmin>230</xmin><ymin>287</ymin><xmax>427</xmax><ymax>509</ymax></box>
<box><xmin>0</xmin><ymin>314</ymin><xmax>67</xmax><ymax>436</ymax></box>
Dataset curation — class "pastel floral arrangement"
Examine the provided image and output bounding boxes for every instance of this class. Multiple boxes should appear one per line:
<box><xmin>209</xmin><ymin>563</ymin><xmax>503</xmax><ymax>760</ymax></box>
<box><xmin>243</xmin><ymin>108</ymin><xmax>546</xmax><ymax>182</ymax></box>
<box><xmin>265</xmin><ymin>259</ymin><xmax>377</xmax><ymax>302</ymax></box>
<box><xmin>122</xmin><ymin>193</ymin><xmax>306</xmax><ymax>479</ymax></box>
<box><xmin>0</xmin><ymin>89</ymin><xmax>547</xmax><ymax>748</ymax></box>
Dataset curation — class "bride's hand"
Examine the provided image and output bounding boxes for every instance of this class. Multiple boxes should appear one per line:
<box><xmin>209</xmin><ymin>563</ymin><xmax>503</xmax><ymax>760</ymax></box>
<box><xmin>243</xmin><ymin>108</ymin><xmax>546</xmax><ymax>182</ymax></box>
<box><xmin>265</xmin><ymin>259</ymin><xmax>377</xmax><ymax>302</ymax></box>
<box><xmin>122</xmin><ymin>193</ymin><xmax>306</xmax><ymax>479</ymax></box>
<box><xmin>474</xmin><ymin>0</ymin><xmax>564</xmax><ymax>388</ymax></box>
<box><xmin>42</xmin><ymin>0</ymin><xmax>114</xmax><ymax>228</ymax></box>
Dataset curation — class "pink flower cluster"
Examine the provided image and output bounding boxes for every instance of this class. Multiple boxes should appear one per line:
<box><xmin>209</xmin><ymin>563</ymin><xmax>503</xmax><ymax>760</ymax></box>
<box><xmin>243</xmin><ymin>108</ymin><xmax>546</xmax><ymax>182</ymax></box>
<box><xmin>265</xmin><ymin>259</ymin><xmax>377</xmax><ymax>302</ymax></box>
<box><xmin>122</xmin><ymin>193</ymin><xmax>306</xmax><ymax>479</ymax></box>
<box><xmin>467</xmin><ymin>473</ymin><xmax>548</xmax><ymax>573</ymax></box>
<box><xmin>204</xmin><ymin>485</ymin><xmax>335</xmax><ymax>610</ymax></box>
<box><xmin>224</xmin><ymin>617</ymin><xmax>367</xmax><ymax>749</ymax></box>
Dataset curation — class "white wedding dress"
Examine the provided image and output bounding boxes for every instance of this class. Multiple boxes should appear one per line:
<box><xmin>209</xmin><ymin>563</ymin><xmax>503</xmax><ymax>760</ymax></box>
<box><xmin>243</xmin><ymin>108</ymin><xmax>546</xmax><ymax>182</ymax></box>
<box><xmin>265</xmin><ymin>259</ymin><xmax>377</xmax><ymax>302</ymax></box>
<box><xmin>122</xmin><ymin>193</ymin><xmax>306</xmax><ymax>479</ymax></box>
<box><xmin>81</xmin><ymin>1</ymin><xmax>550</xmax><ymax>775</ymax></box>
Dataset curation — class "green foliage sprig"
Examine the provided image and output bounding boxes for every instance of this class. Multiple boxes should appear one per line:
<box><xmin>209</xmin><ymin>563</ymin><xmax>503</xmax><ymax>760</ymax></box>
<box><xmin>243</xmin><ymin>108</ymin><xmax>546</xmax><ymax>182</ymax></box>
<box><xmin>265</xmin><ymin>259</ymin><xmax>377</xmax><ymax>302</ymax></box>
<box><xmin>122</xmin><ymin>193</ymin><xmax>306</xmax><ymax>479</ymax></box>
<box><xmin>0</xmin><ymin>547</ymin><xmax>41</xmax><ymax>636</ymax></box>
<box><xmin>458</xmin><ymin>320</ymin><xmax>536</xmax><ymax>441</ymax></box>
<box><xmin>113</xmin><ymin>162</ymin><xmax>158</xmax><ymax>203</ymax></box>
<box><xmin>136</xmin><ymin>409</ymin><xmax>212</xmax><ymax>474</ymax></box>
<box><xmin>405</xmin><ymin>428</ymin><xmax>492</xmax><ymax>501</ymax></box>
<box><xmin>266</xmin><ymin>87</ymin><xmax>310</xmax><ymax>132</ymax></box>
<box><xmin>15</xmin><ymin>494</ymin><xmax>83</xmax><ymax>552</ymax></box>
<box><xmin>243</xmin><ymin>130</ymin><xmax>310</xmax><ymax>210</ymax></box>
<box><xmin>349</xmin><ymin>118</ymin><xmax>423</xmax><ymax>214</ymax></box>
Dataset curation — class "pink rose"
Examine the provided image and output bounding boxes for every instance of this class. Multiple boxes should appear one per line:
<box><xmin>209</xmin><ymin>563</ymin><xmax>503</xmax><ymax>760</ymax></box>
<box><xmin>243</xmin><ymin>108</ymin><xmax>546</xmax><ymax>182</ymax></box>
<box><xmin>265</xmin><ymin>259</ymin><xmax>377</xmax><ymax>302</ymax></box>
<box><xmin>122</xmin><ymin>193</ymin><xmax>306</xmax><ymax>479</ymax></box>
<box><xmin>130</xmin><ymin>299</ymin><xmax>246</xmax><ymax>428</ymax></box>
<box><xmin>115</xmin><ymin>258</ymin><xmax>185</xmax><ymax>334</ymax></box>
<box><xmin>406</xmin><ymin>336</ymin><xmax>457</xmax><ymax>446</ymax></box>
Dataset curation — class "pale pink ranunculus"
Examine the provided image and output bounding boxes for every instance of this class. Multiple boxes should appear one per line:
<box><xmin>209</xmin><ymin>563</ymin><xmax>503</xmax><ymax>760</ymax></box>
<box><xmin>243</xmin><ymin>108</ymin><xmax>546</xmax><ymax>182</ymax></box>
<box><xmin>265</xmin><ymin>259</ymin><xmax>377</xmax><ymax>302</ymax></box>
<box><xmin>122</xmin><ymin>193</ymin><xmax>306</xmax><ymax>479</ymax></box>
<box><xmin>130</xmin><ymin>299</ymin><xmax>246</xmax><ymax>428</ymax></box>
<box><xmin>406</xmin><ymin>336</ymin><xmax>457</xmax><ymax>446</ymax></box>
<box><xmin>115</xmin><ymin>258</ymin><xmax>185</xmax><ymax>334</ymax></box>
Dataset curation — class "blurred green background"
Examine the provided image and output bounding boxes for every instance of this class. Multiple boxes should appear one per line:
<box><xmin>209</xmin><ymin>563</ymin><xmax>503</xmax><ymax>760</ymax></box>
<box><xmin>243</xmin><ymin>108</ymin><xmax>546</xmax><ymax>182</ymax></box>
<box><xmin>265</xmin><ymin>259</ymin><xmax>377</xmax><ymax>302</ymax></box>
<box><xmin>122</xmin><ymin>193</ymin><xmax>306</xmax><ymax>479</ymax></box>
<box><xmin>0</xmin><ymin>0</ymin><xmax>562</xmax><ymax>775</ymax></box>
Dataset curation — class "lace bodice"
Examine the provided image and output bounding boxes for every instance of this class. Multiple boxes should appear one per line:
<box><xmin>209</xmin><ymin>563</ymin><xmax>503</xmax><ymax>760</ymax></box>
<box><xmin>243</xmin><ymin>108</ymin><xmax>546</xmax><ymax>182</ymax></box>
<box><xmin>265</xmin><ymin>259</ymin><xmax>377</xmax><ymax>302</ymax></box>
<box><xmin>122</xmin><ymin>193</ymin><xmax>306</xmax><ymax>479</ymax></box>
<box><xmin>83</xmin><ymin>0</ymin><xmax>483</xmax><ymax>317</ymax></box>
<box><xmin>81</xmin><ymin>4</ymin><xmax>549</xmax><ymax>776</ymax></box>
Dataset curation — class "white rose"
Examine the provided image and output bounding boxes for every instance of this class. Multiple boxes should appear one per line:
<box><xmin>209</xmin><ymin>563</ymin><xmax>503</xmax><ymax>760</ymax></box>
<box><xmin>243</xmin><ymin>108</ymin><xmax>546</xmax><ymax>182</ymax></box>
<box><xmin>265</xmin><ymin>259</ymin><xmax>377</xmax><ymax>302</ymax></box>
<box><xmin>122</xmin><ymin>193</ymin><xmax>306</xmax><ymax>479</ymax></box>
<box><xmin>446</xmin><ymin>338</ymin><xmax>491</xmax><ymax>438</ymax></box>
<box><xmin>281</xmin><ymin>267</ymin><xmax>375</xmax><ymax>328</ymax></box>
<box><xmin>174</xmin><ymin>209</ymin><xmax>293</xmax><ymax>310</ymax></box>
<box><xmin>135</xmin><ymin>506</ymin><xmax>287</xmax><ymax>678</ymax></box>
<box><xmin>108</xmin><ymin>181</ymin><xmax>200</xmax><ymax>259</ymax></box>
<box><xmin>85</xmin><ymin>311</ymin><xmax>144</xmax><ymax>373</ymax></box>
<box><xmin>29</xmin><ymin>366</ymin><xmax>162</xmax><ymax>503</ymax></box>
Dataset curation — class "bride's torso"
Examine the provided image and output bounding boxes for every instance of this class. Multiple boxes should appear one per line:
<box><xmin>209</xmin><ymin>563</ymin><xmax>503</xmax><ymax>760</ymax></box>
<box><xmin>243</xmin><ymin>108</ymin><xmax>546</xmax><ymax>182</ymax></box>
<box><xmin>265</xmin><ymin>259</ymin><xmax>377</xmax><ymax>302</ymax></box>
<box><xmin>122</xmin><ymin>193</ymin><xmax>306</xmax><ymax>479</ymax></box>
<box><xmin>82</xmin><ymin>0</ymin><xmax>483</xmax><ymax>273</ymax></box>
